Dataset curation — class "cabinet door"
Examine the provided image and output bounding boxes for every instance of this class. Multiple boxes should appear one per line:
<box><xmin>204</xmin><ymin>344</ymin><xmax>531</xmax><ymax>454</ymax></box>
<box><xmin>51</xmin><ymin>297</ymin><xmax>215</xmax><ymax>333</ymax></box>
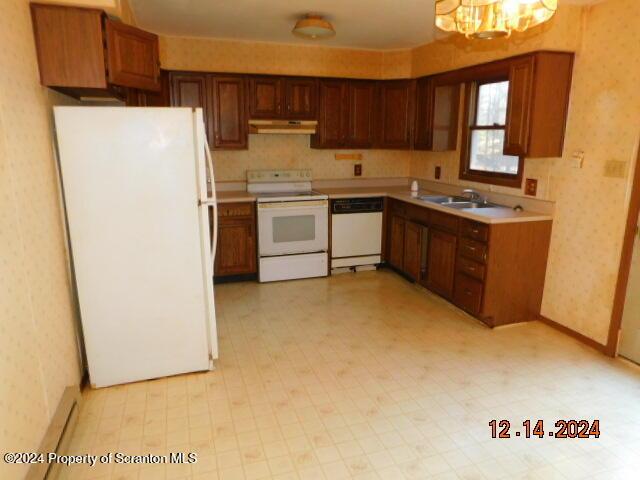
<box><xmin>248</xmin><ymin>76</ymin><xmax>282</xmax><ymax>119</ymax></box>
<box><xmin>105</xmin><ymin>19</ymin><xmax>160</xmax><ymax>92</ymax></box>
<box><xmin>170</xmin><ymin>72</ymin><xmax>210</xmax><ymax>138</ymax></box>
<box><xmin>312</xmin><ymin>80</ymin><xmax>347</xmax><ymax>148</ymax></box>
<box><xmin>504</xmin><ymin>56</ymin><xmax>535</xmax><ymax>156</ymax></box>
<box><xmin>377</xmin><ymin>80</ymin><xmax>414</xmax><ymax>149</ymax></box>
<box><xmin>413</xmin><ymin>77</ymin><xmax>434</xmax><ymax>150</ymax></box>
<box><xmin>284</xmin><ymin>77</ymin><xmax>317</xmax><ymax>119</ymax></box>
<box><xmin>215</xmin><ymin>221</ymin><xmax>256</xmax><ymax>276</ymax></box>
<box><xmin>431</xmin><ymin>84</ymin><xmax>460</xmax><ymax>151</ymax></box>
<box><xmin>389</xmin><ymin>215</ymin><xmax>405</xmax><ymax>270</ymax></box>
<box><xmin>403</xmin><ymin>221</ymin><xmax>423</xmax><ymax>281</ymax></box>
<box><xmin>427</xmin><ymin>229</ymin><xmax>457</xmax><ymax>299</ymax></box>
<box><xmin>210</xmin><ymin>75</ymin><xmax>247</xmax><ymax>150</ymax></box>
<box><xmin>347</xmin><ymin>81</ymin><xmax>376</xmax><ymax>148</ymax></box>
<box><xmin>128</xmin><ymin>70</ymin><xmax>170</xmax><ymax>106</ymax></box>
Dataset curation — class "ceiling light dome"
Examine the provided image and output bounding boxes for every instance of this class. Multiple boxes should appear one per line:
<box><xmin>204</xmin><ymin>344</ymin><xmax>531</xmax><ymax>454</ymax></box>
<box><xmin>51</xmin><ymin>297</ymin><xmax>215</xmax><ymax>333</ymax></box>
<box><xmin>435</xmin><ymin>0</ymin><xmax>557</xmax><ymax>40</ymax></box>
<box><xmin>292</xmin><ymin>14</ymin><xmax>336</xmax><ymax>40</ymax></box>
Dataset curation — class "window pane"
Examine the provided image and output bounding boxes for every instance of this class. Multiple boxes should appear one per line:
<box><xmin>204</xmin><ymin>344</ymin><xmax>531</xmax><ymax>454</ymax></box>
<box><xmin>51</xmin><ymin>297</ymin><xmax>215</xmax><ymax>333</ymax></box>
<box><xmin>470</xmin><ymin>129</ymin><xmax>519</xmax><ymax>174</ymax></box>
<box><xmin>476</xmin><ymin>81</ymin><xmax>509</xmax><ymax>126</ymax></box>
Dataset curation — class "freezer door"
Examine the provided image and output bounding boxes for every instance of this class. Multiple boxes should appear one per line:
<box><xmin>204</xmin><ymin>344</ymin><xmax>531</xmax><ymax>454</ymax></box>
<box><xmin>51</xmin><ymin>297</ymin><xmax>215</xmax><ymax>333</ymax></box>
<box><xmin>55</xmin><ymin>106</ymin><xmax>212</xmax><ymax>387</ymax></box>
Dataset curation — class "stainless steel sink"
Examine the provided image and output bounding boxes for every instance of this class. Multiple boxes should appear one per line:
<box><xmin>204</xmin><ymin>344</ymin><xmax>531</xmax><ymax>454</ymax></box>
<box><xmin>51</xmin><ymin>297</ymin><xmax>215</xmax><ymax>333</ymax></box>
<box><xmin>418</xmin><ymin>194</ymin><xmax>502</xmax><ymax>210</ymax></box>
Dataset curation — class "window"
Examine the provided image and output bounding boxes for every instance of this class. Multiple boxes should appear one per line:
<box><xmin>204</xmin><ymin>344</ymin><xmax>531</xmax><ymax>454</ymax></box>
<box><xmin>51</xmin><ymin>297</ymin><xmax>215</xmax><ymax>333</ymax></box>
<box><xmin>459</xmin><ymin>79</ymin><xmax>524</xmax><ymax>188</ymax></box>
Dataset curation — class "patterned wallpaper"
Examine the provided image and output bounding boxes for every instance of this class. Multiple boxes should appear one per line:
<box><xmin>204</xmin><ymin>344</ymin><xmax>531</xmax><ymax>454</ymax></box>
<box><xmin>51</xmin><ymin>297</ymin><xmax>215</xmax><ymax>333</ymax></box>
<box><xmin>0</xmin><ymin>1</ymin><xmax>82</xmax><ymax>477</ymax></box>
<box><xmin>215</xmin><ymin>135</ymin><xmax>410</xmax><ymax>182</ymax></box>
<box><xmin>411</xmin><ymin>0</ymin><xmax>640</xmax><ymax>345</ymax></box>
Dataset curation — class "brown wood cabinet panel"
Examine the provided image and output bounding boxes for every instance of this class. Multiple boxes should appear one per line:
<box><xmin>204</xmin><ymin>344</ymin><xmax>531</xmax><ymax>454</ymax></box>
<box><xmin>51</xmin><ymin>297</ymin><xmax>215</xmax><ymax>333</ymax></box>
<box><xmin>527</xmin><ymin>52</ymin><xmax>574</xmax><ymax>158</ymax></box>
<box><xmin>389</xmin><ymin>215</ymin><xmax>406</xmax><ymax>270</ymax></box>
<box><xmin>30</xmin><ymin>4</ymin><xmax>107</xmax><ymax>89</ymax></box>
<box><xmin>432</xmin><ymin>84</ymin><xmax>460</xmax><ymax>152</ymax></box>
<box><xmin>459</xmin><ymin>237</ymin><xmax>488</xmax><ymax>264</ymax></box>
<box><xmin>347</xmin><ymin>81</ymin><xmax>376</xmax><ymax>148</ymax></box>
<box><xmin>248</xmin><ymin>76</ymin><xmax>282</xmax><ymax>119</ymax></box>
<box><xmin>504</xmin><ymin>56</ymin><xmax>535</xmax><ymax>156</ymax></box>
<box><xmin>376</xmin><ymin>80</ymin><xmax>414</xmax><ymax>149</ymax></box>
<box><xmin>169</xmin><ymin>72</ymin><xmax>210</xmax><ymax>137</ymax></box>
<box><xmin>284</xmin><ymin>77</ymin><xmax>317</xmax><ymax>119</ymax></box>
<box><xmin>215</xmin><ymin>222</ymin><xmax>256</xmax><ymax>276</ymax></box>
<box><xmin>210</xmin><ymin>75</ymin><xmax>247</xmax><ymax>150</ymax></box>
<box><xmin>427</xmin><ymin>229</ymin><xmax>457</xmax><ymax>299</ymax></box>
<box><xmin>429</xmin><ymin>210</ymin><xmax>459</xmax><ymax>233</ymax></box>
<box><xmin>460</xmin><ymin>219</ymin><xmax>489</xmax><ymax>242</ymax></box>
<box><xmin>454</xmin><ymin>273</ymin><xmax>483</xmax><ymax>315</ymax></box>
<box><xmin>127</xmin><ymin>70</ymin><xmax>170</xmax><ymax>106</ymax></box>
<box><xmin>403</xmin><ymin>221</ymin><xmax>422</xmax><ymax>281</ymax></box>
<box><xmin>312</xmin><ymin>80</ymin><xmax>348</xmax><ymax>148</ymax></box>
<box><xmin>414</xmin><ymin>77</ymin><xmax>434</xmax><ymax>150</ymax></box>
<box><xmin>457</xmin><ymin>256</ymin><xmax>485</xmax><ymax>281</ymax></box>
<box><xmin>105</xmin><ymin>19</ymin><xmax>160</xmax><ymax>92</ymax></box>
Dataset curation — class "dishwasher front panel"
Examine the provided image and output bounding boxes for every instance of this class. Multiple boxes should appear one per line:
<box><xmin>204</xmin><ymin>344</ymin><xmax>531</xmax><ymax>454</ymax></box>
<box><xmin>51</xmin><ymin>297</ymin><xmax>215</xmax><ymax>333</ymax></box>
<box><xmin>331</xmin><ymin>212</ymin><xmax>383</xmax><ymax>259</ymax></box>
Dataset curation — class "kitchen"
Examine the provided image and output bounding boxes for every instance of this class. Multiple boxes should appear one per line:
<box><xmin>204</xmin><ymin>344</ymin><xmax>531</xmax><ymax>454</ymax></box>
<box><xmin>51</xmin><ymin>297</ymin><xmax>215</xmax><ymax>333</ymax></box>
<box><xmin>2</xmin><ymin>1</ymin><xmax>640</xmax><ymax>479</ymax></box>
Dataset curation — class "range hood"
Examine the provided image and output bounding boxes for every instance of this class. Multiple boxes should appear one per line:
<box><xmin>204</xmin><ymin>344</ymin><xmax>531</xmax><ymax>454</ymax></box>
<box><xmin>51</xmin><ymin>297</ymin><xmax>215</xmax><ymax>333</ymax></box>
<box><xmin>248</xmin><ymin>119</ymin><xmax>317</xmax><ymax>135</ymax></box>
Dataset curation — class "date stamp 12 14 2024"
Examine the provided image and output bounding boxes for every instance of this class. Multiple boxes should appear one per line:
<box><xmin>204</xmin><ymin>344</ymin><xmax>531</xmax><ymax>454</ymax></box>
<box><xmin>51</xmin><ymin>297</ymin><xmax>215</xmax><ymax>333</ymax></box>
<box><xmin>489</xmin><ymin>419</ymin><xmax>601</xmax><ymax>439</ymax></box>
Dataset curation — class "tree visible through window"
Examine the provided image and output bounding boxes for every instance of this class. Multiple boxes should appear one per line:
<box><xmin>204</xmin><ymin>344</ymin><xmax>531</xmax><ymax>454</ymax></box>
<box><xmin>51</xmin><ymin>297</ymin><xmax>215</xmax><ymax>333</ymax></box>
<box><xmin>460</xmin><ymin>79</ymin><xmax>523</xmax><ymax>188</ymax></box>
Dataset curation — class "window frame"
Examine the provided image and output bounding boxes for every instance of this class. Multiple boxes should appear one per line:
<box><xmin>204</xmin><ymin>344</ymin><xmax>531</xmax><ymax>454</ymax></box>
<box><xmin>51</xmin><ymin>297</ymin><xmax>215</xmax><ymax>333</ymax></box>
<box><xmin>459</xmin><ymin>78</ymin><xmax>524</xmax><ymax>189</ymax></box>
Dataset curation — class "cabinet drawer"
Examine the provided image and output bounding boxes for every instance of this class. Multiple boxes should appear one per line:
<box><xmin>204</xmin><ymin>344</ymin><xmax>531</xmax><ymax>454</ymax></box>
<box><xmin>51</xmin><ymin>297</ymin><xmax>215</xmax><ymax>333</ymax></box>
<box><xmin>460</xmin><ymin>219</ymin><xmax>489</xmax><ymax>242</ymax></box>
<box><xmin>218</xmin><ymin>202</ymin><xmax>254</xmax><ymax>220</ymax></box>
<box><xmin>459</xmin><ymin>237</ymin><xmax>487</xmax><ymax>263</ymax></box>
<box><xmin>457</xmin><ymin>256</ymin><xmax>485</xmax><ymax>281</ymax></box>
<box><xmin>430</xmin><ymin>210</ymin><xmax>459</xmax><ymax>233</ymax></box>
<box><xmin>454</xmin><ymin>273</ymin><xmax>483</xmax><ymax>316</ymax></box>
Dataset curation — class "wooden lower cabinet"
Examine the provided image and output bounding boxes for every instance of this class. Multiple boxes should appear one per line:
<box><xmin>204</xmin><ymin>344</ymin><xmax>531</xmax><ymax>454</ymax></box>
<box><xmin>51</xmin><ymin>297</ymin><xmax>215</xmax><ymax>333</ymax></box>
<box><xmin>426</xmin><ymin>229</ymin><xmax>457</xmax><ymax>299</ymax></box>
<box><xmin>388</xmin><ymin>215</ymin><xmax>405</xmax><ymax>270</ymax></box>
<box><xmin>386</xmin><ymin>199</ymin><xmax>552</xmax><ymax>327</ymax></box>
<box><xmin>214</xmin><ymin>202</ymin><xmax>257</xmax><ymax>279</ymax></box>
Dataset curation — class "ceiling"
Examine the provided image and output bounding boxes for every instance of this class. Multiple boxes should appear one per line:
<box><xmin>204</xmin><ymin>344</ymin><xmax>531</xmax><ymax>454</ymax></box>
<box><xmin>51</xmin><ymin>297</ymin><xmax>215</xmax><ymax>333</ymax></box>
<box><xmin>130</xmin><ymin>0</ymin><xmax>605</xmax><ymax>51</ymax></box>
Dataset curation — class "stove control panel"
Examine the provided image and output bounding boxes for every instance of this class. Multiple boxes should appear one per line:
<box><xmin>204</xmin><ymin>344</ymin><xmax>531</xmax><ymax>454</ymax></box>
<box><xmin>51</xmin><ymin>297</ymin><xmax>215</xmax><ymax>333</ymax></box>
<box><xmin>247</xmin><ymin>169</ymin><xmax>312</xmax><ymax>183</ymax></box>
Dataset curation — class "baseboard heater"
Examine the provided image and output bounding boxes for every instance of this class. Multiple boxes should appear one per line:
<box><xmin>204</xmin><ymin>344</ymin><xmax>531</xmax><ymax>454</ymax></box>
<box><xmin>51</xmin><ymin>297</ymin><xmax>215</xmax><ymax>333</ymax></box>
<box><xmin>27</xmin><ymin>386</ymin><xmax>81</xmax><ymax>480</ymax></box>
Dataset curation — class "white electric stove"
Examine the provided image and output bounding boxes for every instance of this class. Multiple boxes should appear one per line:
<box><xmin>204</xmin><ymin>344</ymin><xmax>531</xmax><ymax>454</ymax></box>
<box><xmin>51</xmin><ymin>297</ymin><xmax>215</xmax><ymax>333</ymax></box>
<box><xmin>247</xmin><ymin>169</ymin><xmax>329</xmax><ymax>282</ymax></box>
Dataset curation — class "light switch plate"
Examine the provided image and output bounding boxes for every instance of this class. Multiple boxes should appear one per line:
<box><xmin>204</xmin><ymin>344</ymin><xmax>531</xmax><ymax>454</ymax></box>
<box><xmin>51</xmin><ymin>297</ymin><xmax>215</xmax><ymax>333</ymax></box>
<box><xmin>525</xmin><ymin>178</ymin><xmax>538</xmax><ymax>196</ymax></box>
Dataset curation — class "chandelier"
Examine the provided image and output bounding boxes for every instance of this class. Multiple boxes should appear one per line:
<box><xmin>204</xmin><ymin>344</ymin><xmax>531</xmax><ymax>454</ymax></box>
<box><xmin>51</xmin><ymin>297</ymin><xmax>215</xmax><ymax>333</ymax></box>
<box><xmin>435</xmin><ymin>0</ymin><xmax>558</xmax><ymax>39</ymax></box>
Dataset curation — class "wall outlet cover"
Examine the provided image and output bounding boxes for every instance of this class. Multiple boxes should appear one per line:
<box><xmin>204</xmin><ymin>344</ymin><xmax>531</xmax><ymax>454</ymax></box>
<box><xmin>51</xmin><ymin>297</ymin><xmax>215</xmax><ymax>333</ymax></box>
<box><xmin>604</xmin><ymin>160</ymin><xmax>627</xmax><ymax>178</ymax></box>
<box><xmin>354</xmin><ymin>164</ymin><xmax>362</xmax><ymax>177</ymax></box>
<box><xmin>435</xmin><ymin>166</ymin><xmax>441</xmax><ymax>180</ymax></box>
<box><xmin>525</xmin><ymin>178</ymin><xmax>538</xmax><ymax>196</ymax></box>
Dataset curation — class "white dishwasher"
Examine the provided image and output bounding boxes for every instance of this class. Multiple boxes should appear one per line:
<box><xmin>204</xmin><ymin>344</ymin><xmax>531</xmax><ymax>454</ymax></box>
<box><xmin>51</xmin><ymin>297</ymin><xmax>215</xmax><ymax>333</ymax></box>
<box><xmin>331</xmin><ymin>197</ymin><xmax>384</xmax><ymax>269</ymax></box>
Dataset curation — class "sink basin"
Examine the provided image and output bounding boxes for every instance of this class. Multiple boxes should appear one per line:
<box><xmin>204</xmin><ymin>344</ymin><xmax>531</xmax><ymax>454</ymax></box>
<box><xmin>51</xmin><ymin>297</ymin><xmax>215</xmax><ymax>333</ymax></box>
<box><xmin>418</xmin><ymin>195</ymin><xmax>502</xmax><ymax>210</ymax></box>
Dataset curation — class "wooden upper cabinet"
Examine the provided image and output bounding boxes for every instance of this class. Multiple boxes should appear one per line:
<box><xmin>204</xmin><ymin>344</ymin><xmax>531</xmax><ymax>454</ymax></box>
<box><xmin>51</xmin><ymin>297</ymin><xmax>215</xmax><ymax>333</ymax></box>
<box><xmin>312</xmin><ymin>80</ymin><xmax>348</xmax><ymax>149</ymax></box>
<box><xmin>347</xmin><ymin>81</ymin><xmax>376</xmax><ymax>148</ymax></box>
<box><xmin>105</xmin><ymin>19</ymin><xmax>160</xmax><ymax>92</ymax></box>
<box><xmin>30</xmin><ymin>3</ymin><xmax>160</xmax><ymax>97</ymax></box>
<box><xmin>504</xmin><ymin>52</ymin><xmax>574</xmax><ymax>157</ymax></box>
<box><xmin>248</xmin><ymin>76</ymin><xmax>282</xmax><ymax>119</ymax></box>
<box><xmin>413</xmin><ymin>78</ymin><xmax>434</xmax><ymax>150</ymax></box>
<box><xmin>210</xmin><ymin>75</ymin><xmax>247</xmax><ymax>150</ymax></box>
<box><xmin>504</xmin><ymin>56</ymin><xmax>535</xmax><ymax>156</ymax></box>
<box><xmin>284</xmin><ymin>77</ymin><xmax>317</xmax><ymax>119</ymax></box>
<box><xmin>376</xmin><ymin>80</ymin><xmax>414</xmax><ymax>149</ymax></box>
<box><xmin>432</xmin><ymin>84</ymin><xmax>460</xmax><ymax>151</ymax></box>
<box><xmin>127</xmin><ymin>70</ymin><xmax>170</xmax><ymax>106</ymax></box>
<box><xmin>169</xmin><ymin>72</ymin><xmax>209</xmax><ymax>135</ymax></box>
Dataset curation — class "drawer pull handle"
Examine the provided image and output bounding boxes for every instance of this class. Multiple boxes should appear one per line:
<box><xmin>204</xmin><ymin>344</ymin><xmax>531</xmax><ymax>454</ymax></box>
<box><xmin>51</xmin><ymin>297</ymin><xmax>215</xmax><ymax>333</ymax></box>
<box><xmin>468</xmin><ymin>266</ymin><xmax>476</xmax><ymax>271</ymax></box>
<box><xmin>467</xmin><ymin>246</ymin><xmax>476</xmax><ymax>251</ymax></box>
<box><xmin>465</xmin><ymin>289</ymin><xmax>472</xmax><ymax>296</ymax></box>
<box><xmin>472</xmin><ymin>229</ymin><xmax>479</xmax><ymax>233</ymax></box>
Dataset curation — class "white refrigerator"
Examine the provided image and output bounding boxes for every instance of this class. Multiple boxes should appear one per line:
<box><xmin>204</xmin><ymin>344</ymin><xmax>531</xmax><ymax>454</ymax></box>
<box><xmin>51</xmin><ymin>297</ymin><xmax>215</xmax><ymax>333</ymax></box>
<box><xmin>54</xmin><ymin>106</ymin><xmax>218</xmax><ymax>388</ymax></box>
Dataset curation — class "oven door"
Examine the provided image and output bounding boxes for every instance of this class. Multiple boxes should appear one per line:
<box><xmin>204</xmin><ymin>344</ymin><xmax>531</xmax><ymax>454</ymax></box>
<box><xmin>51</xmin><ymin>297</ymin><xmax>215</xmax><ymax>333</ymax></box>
<box><xmin>258</xmin><ymin>200</ymin><xmax>328</xmax><ymax>256</ymax></box>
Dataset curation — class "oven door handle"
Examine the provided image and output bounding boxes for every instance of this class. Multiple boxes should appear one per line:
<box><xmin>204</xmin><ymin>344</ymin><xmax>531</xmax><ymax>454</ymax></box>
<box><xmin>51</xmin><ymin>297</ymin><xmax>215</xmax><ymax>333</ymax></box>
<box><xmin>258</xmin><ymin>200</ymin><xmax>328</xmax><ymax>209</ymax></box>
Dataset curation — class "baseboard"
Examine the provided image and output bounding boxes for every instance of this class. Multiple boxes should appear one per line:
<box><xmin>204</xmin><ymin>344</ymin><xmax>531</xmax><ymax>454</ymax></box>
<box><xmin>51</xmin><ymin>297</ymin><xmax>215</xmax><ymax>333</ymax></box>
<box><xmin>538</xmin><ymin>315</ymin><xmax>609</xmax><ymax>355</ymax></box>
<box><xmin>27</xmin><ymin>386</ymin><xmax>81</xmax><ymax>480</ymax></box>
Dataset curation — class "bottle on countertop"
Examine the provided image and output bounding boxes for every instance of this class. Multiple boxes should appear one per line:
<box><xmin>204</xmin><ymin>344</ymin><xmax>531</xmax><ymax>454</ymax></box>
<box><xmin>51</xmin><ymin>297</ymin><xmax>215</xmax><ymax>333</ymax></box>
<box><xmin>411</xmin><ymin>180</ymin><xmax>419</xmax><ymax>197</ymax></box>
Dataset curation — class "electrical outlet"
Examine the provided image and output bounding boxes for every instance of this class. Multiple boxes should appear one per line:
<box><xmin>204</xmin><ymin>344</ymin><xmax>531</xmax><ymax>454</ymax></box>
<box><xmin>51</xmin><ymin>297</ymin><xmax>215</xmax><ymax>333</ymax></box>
<box><xmin>604</xmin><ymin>160</ymin><xmax>627</xmax><ymax>178</ymax></box>
<box><xmin>354</xmin><ymin>164</ymin><xmax>362</xmax><ymax>177</ymax></box>
<box><xmin>435</xmin><ymin>166</ymin><xmax>441</xmax><ymax>180</ymax></box>
<box><xmin>525</xmin><ymin>178</ymin><xmax>538</xmax><ymax>196</ymax></box>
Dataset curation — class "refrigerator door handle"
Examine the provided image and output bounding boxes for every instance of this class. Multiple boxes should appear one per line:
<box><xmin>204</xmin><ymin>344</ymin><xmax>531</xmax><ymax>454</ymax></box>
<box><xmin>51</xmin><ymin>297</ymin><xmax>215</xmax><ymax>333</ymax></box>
<box><xmin>202</xmin><ymin>142</ymin><xmax>218</xmax><ymax>260</ymax></box>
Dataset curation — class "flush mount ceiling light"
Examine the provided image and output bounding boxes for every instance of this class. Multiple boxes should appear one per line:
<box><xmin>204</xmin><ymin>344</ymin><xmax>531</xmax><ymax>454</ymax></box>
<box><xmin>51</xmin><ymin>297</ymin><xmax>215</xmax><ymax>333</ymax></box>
<box><xmin>435</xmin><ymin>0</ymin><xmax>557</xmax><ymax>39</ymax></box>
<box><xmin>292</xmin><ymin>14</ymin><xmax>336</xmax><ymax>40</ymax></box>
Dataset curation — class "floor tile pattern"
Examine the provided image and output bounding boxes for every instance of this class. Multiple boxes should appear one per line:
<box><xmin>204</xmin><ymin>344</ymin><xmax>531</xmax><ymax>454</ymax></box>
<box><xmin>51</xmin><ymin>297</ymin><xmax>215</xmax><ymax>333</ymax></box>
<box><xmin>61</xmin><ymin>271</ymin><xmax>640</xmax><ymax>479</ymax></box>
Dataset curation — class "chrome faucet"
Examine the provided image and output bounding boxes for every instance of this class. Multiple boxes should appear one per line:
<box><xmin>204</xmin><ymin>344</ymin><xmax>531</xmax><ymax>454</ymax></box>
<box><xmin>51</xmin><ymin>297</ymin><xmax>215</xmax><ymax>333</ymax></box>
<box><xmin>462</xmin><ymin>189</ymin><xmax>482</xmax><ymax>201</ymax></box>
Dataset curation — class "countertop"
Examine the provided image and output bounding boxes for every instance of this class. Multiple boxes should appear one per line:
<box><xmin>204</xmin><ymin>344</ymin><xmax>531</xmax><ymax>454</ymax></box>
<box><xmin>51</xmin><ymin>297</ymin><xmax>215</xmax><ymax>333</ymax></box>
<box><xmin>317</xmin><ymin>186</ymin><xmax>553</xmax><ymax>225</ymax></box>
<box><xmin>216</xmin><ymin>186</ymin><xmax>553</xmax><ymax>224</ymax></box>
